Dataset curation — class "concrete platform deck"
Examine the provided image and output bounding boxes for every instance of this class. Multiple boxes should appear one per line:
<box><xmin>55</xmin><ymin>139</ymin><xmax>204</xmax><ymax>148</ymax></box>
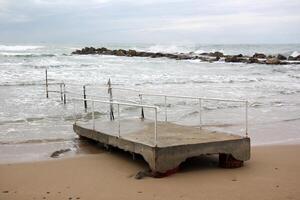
<box><xmin>73</xmin><ymin>119</ymin><xmax>250</xmax><ymax>173</ymax></box>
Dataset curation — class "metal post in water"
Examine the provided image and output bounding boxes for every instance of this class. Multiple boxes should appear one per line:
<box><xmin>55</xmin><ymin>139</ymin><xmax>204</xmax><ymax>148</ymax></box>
<box><xmin>92</xmin><ymin>101</ymin><xmax>95</xmax><ymax>130</ymax></box>
<box><xmin>45</xmin><ymin>69</ymin><xmax>49</xmax><ymax>98</ymax></box>
<box><xmin>199</xmin><ymin>98</ymin><xmax>202</xmax><ymax>130</ymax></box>
<box><xmin>83</xmin><ymin>85</ymin><xmax>87</xmax><ymax>110</ymax></box>
<box><xmin>107</xmin><ymin>79</ymin><xmax>114</xmax><ymax>120</ymax></box>
<box><xmin>139</xmin><ymin>94</ymin><xmax>144</xmax><ymax>119</ymax></box>
<box><xmin>154</xmin><ymin>108</ymin><xmax>157</xmax><ymax>147</ymax></box>
<box><xmin>117</xmin><ymin>104</ymin><xmax>120</xmax><ymax>138</ymax></box>
<box><xmin>60</xmin><ymin>83</ymin><xmax>63</xmax><ymax>101</ymax></box>
<box><xmin>63</xmin><ymin>83</ymin><xmax>66</xmax><ymax>104</ymax></box>
<box><xmin>245</xmin><ymin>101</ymin><xmax>248</xmax><ymax>137</ymax></box>
<box><xmin>164</xmin><ymin>96</ymin><xmax>167</xmax><ymax>122</ymax></box>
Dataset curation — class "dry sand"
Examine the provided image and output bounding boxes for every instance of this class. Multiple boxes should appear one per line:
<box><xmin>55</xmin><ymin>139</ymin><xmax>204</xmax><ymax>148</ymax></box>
<box><xmin>0</xmin><ymin>145</ymin><xmax>299</xmax><ymax>200</ymax></box>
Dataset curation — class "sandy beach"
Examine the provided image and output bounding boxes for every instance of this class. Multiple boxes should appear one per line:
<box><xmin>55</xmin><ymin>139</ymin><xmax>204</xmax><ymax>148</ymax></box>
<box><xmin>0</xmin><ymin>144</ymin><xmax>299</xmax><ymax>200</ymax></box>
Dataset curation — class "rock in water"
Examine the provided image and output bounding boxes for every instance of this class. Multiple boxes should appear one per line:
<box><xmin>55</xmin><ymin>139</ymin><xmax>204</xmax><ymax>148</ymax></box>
<box><xmin>277</xmin><ymin>54</ymin><xmax>287</xmax><ymax>60</ymax></box>
<box><xmin>135</xmin><ymin>169</ymin><xmax>152</xmax><ymax>179</ymax></box>
<box><xmin>266</xmin><ymin>58</ymin><xmax>281</xmax><ymax>65</ymax></box>
<box><xmin>253</xmin><ymin>53</ymin><xmax>266</xmax><ymax>59</ymax></box>
<box><xmin>50</xmin><ymin>148</ymin><xmax>71</xmax><ymax>158</ymax></box>
<box><xmin>248</xmin><ymin>57</ymin><xmax>260</xmax><ymax>64</ymax></box>
<box><xmin>208</xmin><ymin>51</ymin><xmax>224</xmax><ymax>57</ymax></box>
<box><xmin>225</xmin><ymin>56</ymin><xmax>245</xmax><ymax>63</ymax></box>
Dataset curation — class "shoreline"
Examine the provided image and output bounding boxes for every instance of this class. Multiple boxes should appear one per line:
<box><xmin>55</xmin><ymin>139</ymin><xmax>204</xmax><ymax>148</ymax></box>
<box><xmin>1</xmin><ymin>144</ymin><xmax>300</xmax><ymax>200</ymax></box>
<box><xmin>1</xmin><ymin>138</ymin><xmax>300</xmax><ymax>165</ymax></box>
<box><xmin>1</xmin><ymin>137</ymin><xmax>300</xmax><ymax>165</ymax></box>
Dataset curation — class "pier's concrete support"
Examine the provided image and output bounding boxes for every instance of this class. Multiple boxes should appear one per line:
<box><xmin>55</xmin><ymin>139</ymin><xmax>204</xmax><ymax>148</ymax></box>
<box><xmin>73</xmin><ymin>121</ymin><xmax>250</xmax><ymax>173</ymax></box>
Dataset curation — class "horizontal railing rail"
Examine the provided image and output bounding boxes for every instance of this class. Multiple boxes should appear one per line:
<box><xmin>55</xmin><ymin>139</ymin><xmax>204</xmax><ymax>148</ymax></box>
<box><xmin>139</xmin><ymin>93</ymin><xmax>249</xmax><ymax>137</ymax></box>
<box><xmin>71</xmin><ymin>98</ymin><xmax>159</xmax><ymax>146</ymax></box>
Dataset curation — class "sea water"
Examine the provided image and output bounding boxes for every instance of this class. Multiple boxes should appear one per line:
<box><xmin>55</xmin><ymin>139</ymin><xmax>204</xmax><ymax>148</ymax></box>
<box><xmin>0</xmin><ymin>43</ymin><xmax>300</xmax><ymax>163</ymax></box>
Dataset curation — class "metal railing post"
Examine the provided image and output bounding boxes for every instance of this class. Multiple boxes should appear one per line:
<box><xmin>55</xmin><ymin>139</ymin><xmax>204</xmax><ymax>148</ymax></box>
<box><xmin>83</xmin><ymin>85</ymin><xmax>87</xmax><ymax>110</ymax></box>
<box><xmin>164</xmin><ymin>96</ymin><xmax>167</xmax><ymax>122</ymax></box>
<box><xmin>92</xmin><ymin>101</ymin><xmax>95</xmax><ymax>130</ymax></box>
<box><xmin>154</xmin><ymin>108</ymin><xmax>157</xmax><ymax>146</ymax></box>
<box><xmin>107</xmin><ymin>79</ymin><xmax>114</xmax><ymax>120</ymax></box>
<box><xmin>45</xmin><ymin>69</ymin><xmax>49</xmax><ymax>98</ymax></box>
<box><xmin>199</xmin><ymin>98</ymin><xmax>202</xmax><ymax>130</ymax></box>
<box><xmin>60</xmin><ymin>83</ymin><xmax>63</xmax><ymax>101</ymax></box>
<box><xmin>63</xmin><ymin>83</ymin><xmax>66</xmax><ymax>104</ymax></box>
<box><xmin>245</xmin><ymin>101</ymin><xmax>248</xmax><ymax>137</ymax></box>
<box><xmin>139</xmin><ymin>94</ymin><xmax>144</xmax><ymax>119</ymax></box>
<box><xmin>117</xmin><ymin>104</ymin><xmax>120</xmax><ymax>137</ymax></box>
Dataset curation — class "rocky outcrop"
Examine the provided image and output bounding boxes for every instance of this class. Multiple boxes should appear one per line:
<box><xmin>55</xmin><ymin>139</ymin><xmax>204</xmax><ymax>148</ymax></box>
<box><xmin>225</xmin><ymin>55</ymin><xmax>248</xmax><ymax>63</ymax></box>
<box><xmin>277</xmin><ymin>54</ymin><xmax>287</xmax><ymax>60</ymax></box>
<box><xmin>253</xmin><ymin>53</ymin><xmax>266</xmax><ymax>59</ymax></box>
<box><xmin>265</xmin><ymin>58</ymin><xmax>281</xmax><ymax>65</ymax></box>
<box><xmin>72</xmin><ymin>47</ymin><xmax>300</xmax><ymax>65</ymax></box>
<box><xmin>288</xmin><ymin>55</ymin><xmax>300</xmax><ymax>61</ymax></box>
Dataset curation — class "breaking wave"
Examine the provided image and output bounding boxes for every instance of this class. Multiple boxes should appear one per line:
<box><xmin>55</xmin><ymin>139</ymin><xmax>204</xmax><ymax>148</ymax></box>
<box><xmin>0</xmin><ymin>45</ymin><xmax>44</xmax><ymax>51</ymax></box>
<box><xmin>291</xmin><ymin>51</ymin><xmax>300</xmax><ymax>57</ymax></box>
<box><xmin>0</xmin><ymin>52</ymin><xmax>56</xmax><ymax>57</ymax></box>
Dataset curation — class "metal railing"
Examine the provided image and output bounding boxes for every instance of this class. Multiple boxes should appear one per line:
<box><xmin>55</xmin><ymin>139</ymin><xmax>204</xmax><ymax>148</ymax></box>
<box><xmin>71</xmin><ymin>98</ymin><xmax>159</xmax><ymax>146</ymax></box>
<box><xmin>139</xmin><ymin>93</ymin><xmax>249</xmax><ymax>137</ymax></box>
<box><xmin>45</xmin><ymin>69</ymin><xmax>249</xmax><ymax>138</ymax></box>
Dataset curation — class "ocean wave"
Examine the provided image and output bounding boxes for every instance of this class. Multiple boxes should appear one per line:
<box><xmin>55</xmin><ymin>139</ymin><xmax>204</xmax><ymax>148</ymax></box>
<box><xmin>291</xmin><ymin>51</ymin><xmax>300</xmax><ymax>57</ymax></box>
<box><xmin>135</xmin><ymin>78</ymin><xmax>260</xmax><ymax>86</ymax></box>
<box><xmin>278</xmin><ymin>90</ymin><xmax>300</xmax><ymax>95</ymax></box>
<box><xmin>139</xmin><ymin>44</ymin><xmax>190</xmax><ymax>54</ymax></box>
<box><xmin>0</xmin><ymin>45</ymin><xmax>43</xmax><ymax>51</ymax></box>
<box><xmin>0</xmin><ymin>52</ymin><xmax>56</xmax><ymax>57</ymax></box>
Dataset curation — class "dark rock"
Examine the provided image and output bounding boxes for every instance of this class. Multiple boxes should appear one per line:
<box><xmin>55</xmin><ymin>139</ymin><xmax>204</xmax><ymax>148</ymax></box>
<box><xmin>115</xmin><ymin>49</ymin><xmax>126</xmax><ymax>56</ymax></box>
<box><xmin>50</xmin><ymin>148</ymin><xmax>71</xmax><ymax>158</ymax></box>
<box><xmin>266</xmin><ymin>58</ymin><xmax>281</xmax><ymax>65</ymax></box>
<box><xmin>176</xmin><ymin>54</ymin><xmax>193</xmax><ymax>60</ymax></box>
<box><xmin>200</xmin><ymin>56</ymin><xmax>219</xmax><ymax>62</ymax></box>
<box><xmin>151</xmin><ymin>52</ymin><xmax>165</xmax><ymax>58</ymax></box>
<box><xmin>253</xmin><ymin>53</ymin><xmax>266</xmax><ymax>59</ymax></box>
<box><xmin>267</xmin><ymin>55</ymin><xmax>275</xmax><ymax>59</ymax></box>
<box><xmin>235</xmin><ymin>54</ymin><xmax>243</xmax><ymax>57</ymax></box>
<box><xmin>127</xmin><ymin>49</ymin><xmax>137</xmax><ymax>57</ymax></box>
<box><xmin>248</xmin><ymin>57</ymin><xmax>260</xmax><ymax>64</ymax></box>
<box><xmin>199</xmin><ymin>52</ymin><xmax>209</xmax><ymax>56</ymax></box>
<box><xmin>288</xmin><ymin>56</ymin><xmax>296</xmax><ymax>61</ymax></box>
<box><xmin>225</xmin><ymin>56</ymin><xmax>245</xmax><ymax>63</ymax></box>
<box><xmin>277</xmin><ymin>54</ymin><xmax>287</xmax><ymax>60</ymax></box>
<box><xmin>135</xmin><ymin>169</ymin><xmax>152</xmax><ymax>179</ymax></box>
<box><xmin>297</xmin><ymin>55</ymin><xmax>300</xmax><ymax>61</ymax></box>
<box><xmin>208</xmin><ymin>51</ymin><xmax>224</xmax><ymax>57</ymax></box>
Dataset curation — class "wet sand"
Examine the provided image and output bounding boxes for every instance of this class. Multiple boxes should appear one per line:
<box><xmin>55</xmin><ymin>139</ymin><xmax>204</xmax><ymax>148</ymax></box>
<box><xmin>0</xmin><ymin>145</ymin><xmax>299</xmax><ymax>200</ymax></box>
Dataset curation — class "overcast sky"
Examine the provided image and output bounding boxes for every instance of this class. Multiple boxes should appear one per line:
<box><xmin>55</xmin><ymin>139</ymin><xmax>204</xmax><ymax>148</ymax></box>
<box><xmin>0</xmin><ymin>0</ymin><xmax>300</xmax><ymax>44</ymax></box>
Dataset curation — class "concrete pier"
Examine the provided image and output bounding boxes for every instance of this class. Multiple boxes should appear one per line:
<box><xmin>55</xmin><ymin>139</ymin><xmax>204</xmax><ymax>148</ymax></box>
<box><xmin>73</xmin><ymin>119</ymin><xmax>250</xmax><ymax>173</ymax></box>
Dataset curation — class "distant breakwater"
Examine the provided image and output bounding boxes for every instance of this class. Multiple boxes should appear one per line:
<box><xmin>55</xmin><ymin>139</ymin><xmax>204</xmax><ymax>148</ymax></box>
<box><xmin>72</xmin><ymin>47</ymin><xmax>300</xmax><ymax>65</ymax></box>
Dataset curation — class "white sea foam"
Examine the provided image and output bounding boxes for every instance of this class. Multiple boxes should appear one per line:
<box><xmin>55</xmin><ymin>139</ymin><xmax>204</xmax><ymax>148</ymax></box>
<box><xmin>145</xmin><ymin>45</ymin><xmax>190</xmax><ymax>53</ymax></box>
<box><xmin>0</xmin><ymin>45</ymin><xmax>43</xmax><ymax>51</ymax></box>
<box><xmin>291</xmin><ymin>51</ymin><xmax>300</xmax><ymax>57</ymax></box>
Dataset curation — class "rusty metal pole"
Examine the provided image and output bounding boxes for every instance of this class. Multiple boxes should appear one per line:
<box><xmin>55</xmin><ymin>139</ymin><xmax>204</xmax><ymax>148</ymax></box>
<box><xmin>83</xmin><ymin>85</ymin><xmax>87</xmax><ymax>110</ymax></box>
<box><xmin>63</xmin><ymin>83</ymin><xmax>66</xmax><ymax>104</ymax></box>
<box><xmin>139</xmin><ymin>94</ymin><xmax>144</xmax><ymax>119</ymax></box>
<box><xmin>45</xmin><ymin>69</ymin><xmax>49</xmax><ymax>98</ymax></box>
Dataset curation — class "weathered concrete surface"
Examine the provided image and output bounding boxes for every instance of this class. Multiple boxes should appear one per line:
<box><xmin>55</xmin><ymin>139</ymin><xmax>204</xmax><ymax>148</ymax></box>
<box><xmin>73</xmin><ymin>119</ymin><xmax>250</xmax><ymax>173</ymax></box>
